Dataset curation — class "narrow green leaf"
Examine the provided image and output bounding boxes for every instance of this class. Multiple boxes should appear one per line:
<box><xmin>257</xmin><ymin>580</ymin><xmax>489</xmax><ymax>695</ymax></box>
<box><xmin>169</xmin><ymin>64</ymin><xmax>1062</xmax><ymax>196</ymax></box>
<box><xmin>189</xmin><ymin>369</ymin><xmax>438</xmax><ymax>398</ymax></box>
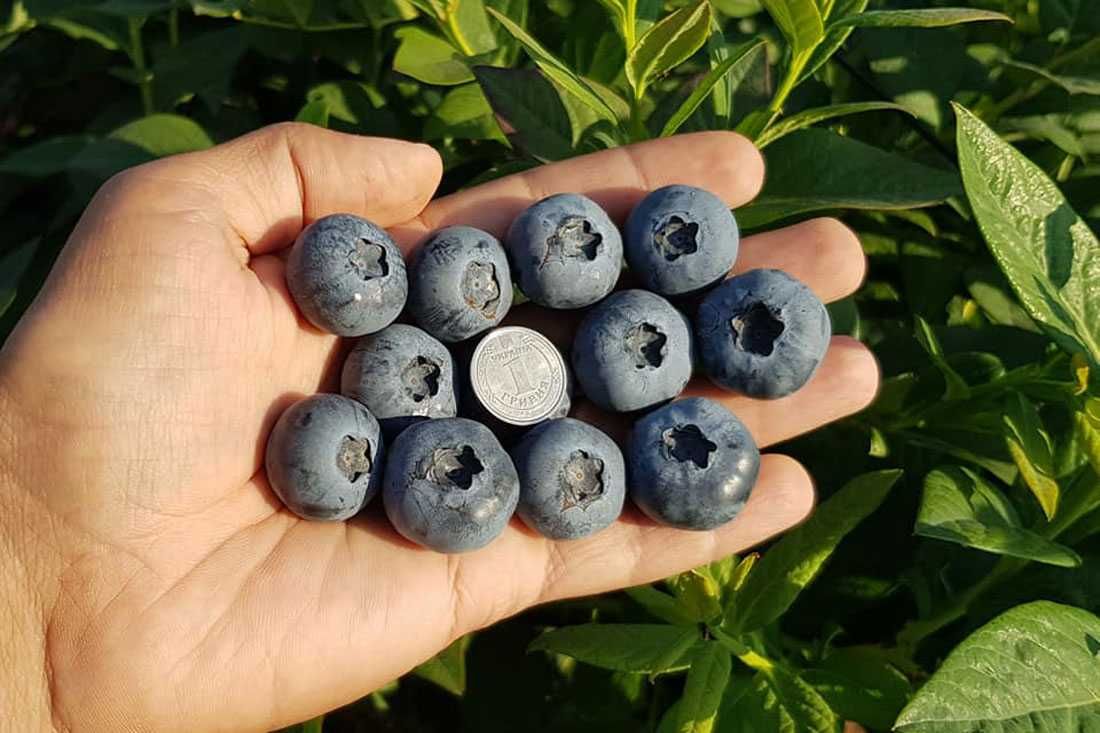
<box><xmin>448</xmin><ymin>0</ymin><xmax>497</xmax><ymax>55</ymax></box>
<box><xmin>761</xmin><ymin>0</ymin><xmax>823</xmax><ymax>56</ymax></box>
<box><xmin>108</xmin><ymin>114</ymin><xmax>213</xmax><ymax>157</ymax></box>
<box><xmin>895</xmin><ymin>601</ymin><xmax>1100</xmax><ymax>732</ymax></box>
<box><xmin>726</xmin><ymin>470</ymin><xmax>901</xmax><ymax>633</ymax></box>
<box><xmin>799</xmin><ymin>0</ymin><xmax>866</xmax><ymax>81</ymax></box>
<box><xmin>1003</xmin><ymin>392</ymin><xmax>1061</xmax><ymax>519</ymax></box>
<box><xmin>674</xmin><ymin>643</ymin><xmax>731</xmax><ymax>733</ymax></box>
<box><xmin>718</xmin><ymin>664</ymin><xmax>839</xmax><ymax>733</ymax></box>
<box><xmin>412</xmin><ymin>635</ymin><xmax>470</xmax><ymax>696</ymax></box>
<box><xmin>914</xmin><ymin>315</ymin><xmax>970</xmax><ymax>400</ymax></box>
<box><xmin>487</xmin><ymin>7</ymin><xmax>620</xmax><ymax>122</ymax></box>
<box><xmin>393</xmin><ymin>26</ymin><xmax>472</xmax><ymax>85</ymax></box>
<box><xmin>529</xmin><ymin>624</ymin><xmax>701</xmax><ymax>674</ymax></box>
<box><xmin>756</xmin><ymin>101</ymin><xmax>912</xmax><ymax>147</ymax></box>
<box><xmin>625</xmin><ymin>0</ymin><xmax>712</xmax><ymax>98</ymax></box>
<box><xmin>833</xmin><ymin>7</ymin><xmax>1012</xmax><ymax>28</ymax></box>
<box><xmin>955</xmin><ymin>103</ymin><xmax>1100</xmax><ymax>367</ymax></box>
<box><xmin>473</xmin><ymin>66</ymin><xmax>572</xmax><ymax>160</ymax></box>
<box><xmin>738</xmin><ymin>128</ymin><xmax>962</xmax><ymax>228</ymax></box>
<box><xmin>916</xmin><ymin>466</ymin><xmax>1081</xmax><ymax>567</ymax></box>
<box><xmin>1003</xmin><ymin>59</ymin><xmax>1100</xmax><ymax>96</ymax></box>
<box><xmin>1074</xmin><ymin>398</ymin><xmax>1100</xmax><ymax>479</ymax></box>
<box><xmin>626</xmin><ymin>585</ymin><xmax>700</xmax><ymax>626</ymax></box>
<box><xmin>660</xmin><ymin>39</ymin><xmax>765</xmax><ymax>137</ymax></box>
<box><xmin>295</xmin><ymin>100</ymin><xmax>330</xmax><ymax>128</ymax></box>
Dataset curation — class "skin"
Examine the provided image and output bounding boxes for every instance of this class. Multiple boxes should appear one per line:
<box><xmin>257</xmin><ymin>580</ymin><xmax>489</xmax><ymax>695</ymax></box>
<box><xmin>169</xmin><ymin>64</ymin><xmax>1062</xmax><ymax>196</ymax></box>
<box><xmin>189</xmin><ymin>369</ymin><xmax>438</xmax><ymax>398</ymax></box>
<box><xmin>513</xmin><ymin>418</ymin><xmax>626</xmax><ymax>540</ymax></box>
<box><xmin>697</xmin><ymin>268</ymin><xmax>831</xmax><ymax>398</ymax></box>
<box><xmin>0</xmin><ymin>123</ymin><xmax>877</xmax><ymax>732</ymax></box>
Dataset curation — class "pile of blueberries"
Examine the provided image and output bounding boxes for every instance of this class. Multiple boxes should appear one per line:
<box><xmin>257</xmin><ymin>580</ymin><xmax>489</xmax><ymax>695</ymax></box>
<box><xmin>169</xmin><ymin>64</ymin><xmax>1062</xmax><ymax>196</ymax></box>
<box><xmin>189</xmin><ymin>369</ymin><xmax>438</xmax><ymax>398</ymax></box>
<box><xmin>266</xmin><ymin>185</ymin><xmax>830</xmax><ymax>553</ymax></box>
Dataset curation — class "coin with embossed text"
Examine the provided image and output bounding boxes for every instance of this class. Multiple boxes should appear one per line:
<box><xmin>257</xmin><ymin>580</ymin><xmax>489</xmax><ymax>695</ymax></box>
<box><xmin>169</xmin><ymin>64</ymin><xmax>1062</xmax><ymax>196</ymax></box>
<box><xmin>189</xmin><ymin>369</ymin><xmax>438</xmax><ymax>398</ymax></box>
<box><xmin>470</xmin><ymin>326</ymin><xmax>569</xmax><ymax>426</ymax></box>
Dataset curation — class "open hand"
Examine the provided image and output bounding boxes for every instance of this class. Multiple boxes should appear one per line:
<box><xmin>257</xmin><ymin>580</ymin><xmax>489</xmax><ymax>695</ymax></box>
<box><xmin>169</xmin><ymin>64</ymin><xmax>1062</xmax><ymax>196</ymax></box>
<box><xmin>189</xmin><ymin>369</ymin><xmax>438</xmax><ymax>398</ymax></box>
<box><xmin>0</xmin><ymin>123</ymin><xmax>877</xmax><ymax>732</ymax></box>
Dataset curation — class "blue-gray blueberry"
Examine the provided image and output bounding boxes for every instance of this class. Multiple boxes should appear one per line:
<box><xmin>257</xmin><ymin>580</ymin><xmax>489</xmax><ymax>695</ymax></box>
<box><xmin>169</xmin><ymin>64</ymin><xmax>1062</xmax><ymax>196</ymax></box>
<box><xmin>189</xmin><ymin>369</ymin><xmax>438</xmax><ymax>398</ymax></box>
<box><xmin>627</xmin><ymin>397</ymin><xmax>758</xmax><ymax>530</ymax></box>
<box><xmin>505</xmin><ymin>193</ymin><xmax>622</xmax><ymax>309</ymax></box>
<box><xmin>696</xmin><ymin>268</ymin><xmax>830</xmax><ymax>399</ymax></box>
<box><xmin>624</xmin><ymin>185</ymin><xmax>739</xmax><ymax>297</ymax></box>
<box><xmin>265</xmin><ymin>394</ymin><xmax>383</xmax><ymax>521</ymax></box>
<box><xmin>407</xmin><ymin>226</ymin><xmax>513</xmax><ymax>342</ymax></box>
<box><xmin>286</xmin><ymin>213</ymin><xmax>407</xmax><ymax>336</ymax></box>
<box><xmin>512</xmin><ymin>418</ymin><xmax>625</xmax><ymax>540</ymax></box>
<box><xmin>383</xmin><ymin>418</ymin><xmax>519</xmax><ymax>553</ymax></box>
<box><xmin>572</xmin><ymin>289</ymin><xmax>694</xmax><ymax>412</ymax></box>
<box><xmin>341</xmin><ymin>324</ymin><xmax>458</xmax><ymax>437</ymax></box>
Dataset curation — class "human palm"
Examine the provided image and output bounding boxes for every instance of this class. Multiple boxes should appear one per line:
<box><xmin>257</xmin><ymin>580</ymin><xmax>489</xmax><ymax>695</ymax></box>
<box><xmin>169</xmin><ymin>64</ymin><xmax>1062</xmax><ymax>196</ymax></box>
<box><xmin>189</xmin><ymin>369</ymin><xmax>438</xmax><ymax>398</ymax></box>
<box><xmin>0</xmin><ymin>124</ymin><xmax>876</xmax><ymax>732</ymax></box>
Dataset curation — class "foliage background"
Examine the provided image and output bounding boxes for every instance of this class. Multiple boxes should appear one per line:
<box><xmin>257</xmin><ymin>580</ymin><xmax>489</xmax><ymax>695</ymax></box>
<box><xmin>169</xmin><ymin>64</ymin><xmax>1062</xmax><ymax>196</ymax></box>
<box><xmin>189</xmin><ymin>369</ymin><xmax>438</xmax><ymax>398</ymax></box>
<box><xmin>2</xmin><ymin>0</ymin><xmax>1099</xmax><ymax>731</ymax></box>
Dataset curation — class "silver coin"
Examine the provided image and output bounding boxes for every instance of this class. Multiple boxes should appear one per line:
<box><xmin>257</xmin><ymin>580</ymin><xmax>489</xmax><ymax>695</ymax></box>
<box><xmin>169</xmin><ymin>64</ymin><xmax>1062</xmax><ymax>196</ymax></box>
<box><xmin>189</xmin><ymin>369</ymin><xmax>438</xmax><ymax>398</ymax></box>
<box><xmin>470</xmin><ymin>326</ymin><xmax>569</xmax><ymax>426</ymax></box>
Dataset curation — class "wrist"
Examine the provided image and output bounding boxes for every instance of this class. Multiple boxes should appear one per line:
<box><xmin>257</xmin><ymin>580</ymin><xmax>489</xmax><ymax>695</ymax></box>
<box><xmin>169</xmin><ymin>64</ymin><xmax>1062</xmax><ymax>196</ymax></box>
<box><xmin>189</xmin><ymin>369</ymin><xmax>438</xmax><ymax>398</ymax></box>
<box><xmin>0</xmin><ymin>381</ymin><xmax>58</xmax><ymax>732</ymax></box>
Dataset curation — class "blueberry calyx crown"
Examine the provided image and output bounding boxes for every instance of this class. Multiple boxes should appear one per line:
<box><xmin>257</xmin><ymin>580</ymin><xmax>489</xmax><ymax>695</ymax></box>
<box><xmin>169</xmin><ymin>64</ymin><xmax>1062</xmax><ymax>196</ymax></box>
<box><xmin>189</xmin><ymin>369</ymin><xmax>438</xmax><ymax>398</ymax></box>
<box><xmin>337</xmin><ymin>435</ymin><xmax>373</xmax><ymax>483</ymax></box>
<box><xmin>560</xmin><ymin>449</ymin><xmax>605</xmax><ymax>511</ymax></box>
<box><xmin>349</xmin><ymin>237</ymin><xmax>389</xmax><ymax>280</ymax></box>
<box><xmin>661</xmin><ymin>424</ymin><xmax>717</xmax><ymax>469</ymax></box>
<box><xmin>543</xmin><ymin>216</ymin><xmax>601</xmax><ymax>265</ymax></box>
<box><xmin>624</xmin><ymin>322</ymin><xmax>667</xmax><ymax>369</ymax></box>
<box><xmin>654</xmin><ymin>215</ymin><xmax>699</xmax><ymax>261</ymax></box>
<box><xmin>426</xmin><ymin>445</ymin><xmax>484</xmax><ymax>490</ymax></box>
<box><xmin>401</xmin><ymin>355</ymin><xmax>441</xmax><ymax>403</ymax></box>
<box><xmin>462</xmin><ymin>261</ymin><xmax>501</xmax><ymax>317</ymax></box>
<box><xmin>731</xmin><ymin>301</ymin><xmax>785</xmax><ymax>356</ymax></box>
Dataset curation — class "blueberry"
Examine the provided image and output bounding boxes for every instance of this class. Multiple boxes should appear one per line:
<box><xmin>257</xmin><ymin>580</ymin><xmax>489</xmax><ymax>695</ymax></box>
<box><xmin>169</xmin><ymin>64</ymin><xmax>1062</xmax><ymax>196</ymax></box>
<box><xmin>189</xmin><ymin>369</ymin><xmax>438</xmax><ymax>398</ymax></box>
<box><xmin>512</xmin><ymin>418</ymin><xmax>626</xmax><ymax>540</ymax></box>
<box><xmin>264</xmin><ymin>394</ymin><xmax>384</xmax><ymax>521</ymax></box>
<box><xmin>383</xmin><ymin>418</ymin><xmax>520</xmax><ymax>552</ymax></box>
<box><xmin>505</xmin><ymin>193</ymin><xmax>623</xmax><ymax>309</ymax></box>
<box><xmin>407</xmin><ymin>226</ymin><xmax>514</xmax><ymax>343</ymax></box>
<box><xmin>286</xmin><ymin>213</ymin><xmax>407</xmax><ymax>336</ymax></box>
<box><xmin>624</xmin><ymin>185</ymin><xmax>739</xmax><ymax>297</ymax></box>
<box><xmin>341</xmin><ymin>324</ymin><xmax>458</xmax><ymax>437</ymax></box>
<box><xmin>696</xmin><ymin>268</ymin><xmax>830</xmax><ymax>399</ymax></box>
<box><xmin>627</xmin><ymin>397</ymin><xmax>758</xmax><ymax>530</ymax></box>
<box><xmin>571</xmin><ymin>289</ymin><xmax>694</xmax><ymax>412</ymax></box>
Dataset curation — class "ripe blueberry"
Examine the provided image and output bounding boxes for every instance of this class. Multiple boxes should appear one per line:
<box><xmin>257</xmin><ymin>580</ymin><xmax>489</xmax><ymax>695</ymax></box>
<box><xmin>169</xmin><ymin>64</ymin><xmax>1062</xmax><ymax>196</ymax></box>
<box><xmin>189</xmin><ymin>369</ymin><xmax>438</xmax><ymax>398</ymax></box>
<box><xmin>265</xmin><ymin>394</ymin><xmax>384</xmax><ymax>521</ymax></box>
<box><xmin>383</xmin><ymin>418</ymin><xmax>520</xmax><ymax>553</ymax></box>
<box><xmin>286</xmin><ymin>213</ymin><xmax>407</xmax><ymax>336</ymax></box>
<box><xmin>341</xmin><ymin>323</ymin><xmax>458</xmax><ymax>437</ymax></box>
<box><xmin>624</xmin><ymin>185</ymin><xmax>739</xmax><ymax>296</ymax></box>
<box><xmin>627</xmin><ymin>397</ymin><xmax>759</xmax><ymax>530</ymax></box>
<box><xmin>572</xmin><ymin>289</ymin><xmax>694</xmax><ymax>413</ymax></box>
<box><xmin>407</xmin><ymin>226</ymin><xmax>514</xmax><ymax>343</ymax></box>
<box><xmin>696</xmin><ymin>268</ymin><xmax>830</xmax><ymax>399</ymax></box>
<box><xmin>505</xmin><ymin>193</ymin><xmax>623</xmax><ymax>309</ymax></box>
<box><xmin>512</xmin><ymin>418</ymin><xmax>626</xmax><ymax>540</ymax></box>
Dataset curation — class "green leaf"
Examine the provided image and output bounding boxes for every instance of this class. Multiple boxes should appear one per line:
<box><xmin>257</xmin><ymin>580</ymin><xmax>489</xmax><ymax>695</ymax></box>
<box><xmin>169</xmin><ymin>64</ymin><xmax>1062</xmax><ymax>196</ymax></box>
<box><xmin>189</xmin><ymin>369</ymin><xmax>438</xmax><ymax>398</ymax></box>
<box><xmin>393</xmin><ymin>26</ymin><xmax>472</xmax><ymax>85</ymax></box>
<box><xmin>152</xmin><ymin>27</ymin><xmax>244</xmax><ymax>111</ymax></box>
<box><xmin>895</xmin><ymin>601</ymin><xmax>1100</xmax><ymax>732</ymax></box>
<box><xmin>726</xmin><ymin>470</ymin><xmax>901</xmax><ymax>633</ymax></box>
<box><xmin>803</xmin><ymin>646</ymin><xmax>910</xmax><ymax>731</ymax></box>
<box><xmin>674</xmin><ymin>643</ymin><xmax>731</xmax><ymax>733</ymax></box>
<box><xmin>413</xmin><ymin>635</ymin><xmax>470</xmax><ymax>696</ymax></box>
<box><xmin>487</xmin><ymin>7</ymin><xmax>620</xmax><ymax>123</ymax></box>
<box><xmin>761</xmin><ymin>0</ymin><xmax>823</xmax><ymax>56</ymax></box>
<box><xmin>41</xmin><ymin>12</ymin><xmax>127</xmax><ymax>52</ymax></box>
<box><xmin>108</xmin><ymin>114</ymin><xmax>213</xmax><ymax>157</ymax></box>
<box><xmin>424</xmin><ymin>82</ymin><xmax>502</xmax><ymax>142</ymax></box>
<box><xmin>295</xmin><ymin>100</ymin><xmax>330</xmax><ymax>127</ymax></box>
<box><xmin>833</xmin><ymin>7</ymin><xmax>1012</xmax><ymax>28</ymax></box>
<box><xmin>447</xmin><ymin>0</ymin><xmax>497</xmax><ymax>55</ymax></box>
<box><xmin>717</xmin><ymin>664</ymin><xmax>839</xmax><ymax>733</ymax></box>
<box><xmin>626</xmin><ymin>585</ymin><xmax>700</xmax><ymax>626</ymax></box>
<box><xmin>660</xmin><ymin>39</ymin><xmax>765</xmax><ymax>137</ymax></box>
<box><xmin>1003</xmin><ymin>392</ymin><xmax>1061</xmax><ymax>520</ymax></box>
<box><xmin>473</xmin><ymin>66</ymin><xmax>573</xmax><ymax>160</ymax></box>
<box><xmin>738</xmin><ymin>128</ymin><xmax>962</xmax><ymax>228</ymax></box>
<box><xmin>1003</xmin><ymin>59</ymin><xmax>1100</xmax><ymax>97</ymax></box>
<box><xmin>799</xmin><ymin>0</ymin><xmax>866</xmax><ymax>81</ymax></box>
<box><xmin>756</xmin><ymin>101</ymin><xmax>912</xmax><ymax>147</ymax></box>
<box><xmin>914</xmin><ymin>314</ymin><xmax>970</xmax><ymax>400</ymax></box>
<box><xmin>916</xmin><ymin>466</ymin><xmax>1081</xmax><ymax>567</ymax></box>
<box><xmin>667</xmin><ymin>570</ymin><xmax>723</xmax><ymax>623</ymax></box>
<box><xmin>529</xmin><ymin>624</ymin><xmax>701</xmax><ymax>674</ymax></box>
<box><xmin>625</xmin><ymin>0</ymin><xmax>711</xmax><ymax>99</ymax></box>
<box><xmin>1074</xmin><ymin>398</ymin><xmax>1100</xmax><ymax>479</ymax></box>
<box><xmin>954</xmin><ymin>104</ymin><xmax>1100</xmax><ymax>366</ymax></box>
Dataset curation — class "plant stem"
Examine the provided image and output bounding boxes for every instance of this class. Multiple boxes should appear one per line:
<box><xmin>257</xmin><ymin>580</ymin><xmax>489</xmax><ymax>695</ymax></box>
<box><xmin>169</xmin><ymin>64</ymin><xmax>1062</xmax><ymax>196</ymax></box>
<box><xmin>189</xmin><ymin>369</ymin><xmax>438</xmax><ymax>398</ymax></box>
<box><xmin>766</xmin><ymin>50</ymin><xmax>809</xmax><ymax>114</ymax></box>
<box><xmin>168</xmin><ymin>6</ymin><xmax>179</xmax><ymax>47</ymax></box>
<box><xmin>232</xmin><ymin>13</ymin><xmax>369</xmax><ymax>32</ymax></box>
<box><xmin>127</xmin><ymin>17</ymin><xmax>154</xmax><ymax>116</ymax></box>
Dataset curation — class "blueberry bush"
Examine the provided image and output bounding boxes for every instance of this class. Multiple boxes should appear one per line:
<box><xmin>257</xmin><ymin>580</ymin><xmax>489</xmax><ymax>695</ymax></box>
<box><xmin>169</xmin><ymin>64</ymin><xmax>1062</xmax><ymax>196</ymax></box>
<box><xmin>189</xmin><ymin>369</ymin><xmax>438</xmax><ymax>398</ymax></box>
<box><xmin>3</xmin><ymin>0</ymin><xmax>1099</xmax><ymax>730</ymax></box>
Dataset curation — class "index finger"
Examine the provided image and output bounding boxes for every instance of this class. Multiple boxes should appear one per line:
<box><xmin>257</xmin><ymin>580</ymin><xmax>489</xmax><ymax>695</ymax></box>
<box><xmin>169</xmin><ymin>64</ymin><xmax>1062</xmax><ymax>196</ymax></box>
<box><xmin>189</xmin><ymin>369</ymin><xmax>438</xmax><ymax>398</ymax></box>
<box><xmin>389</xmin><ymin>131</ymin><xmax>764</xmax><ymax>248</ymax></box>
